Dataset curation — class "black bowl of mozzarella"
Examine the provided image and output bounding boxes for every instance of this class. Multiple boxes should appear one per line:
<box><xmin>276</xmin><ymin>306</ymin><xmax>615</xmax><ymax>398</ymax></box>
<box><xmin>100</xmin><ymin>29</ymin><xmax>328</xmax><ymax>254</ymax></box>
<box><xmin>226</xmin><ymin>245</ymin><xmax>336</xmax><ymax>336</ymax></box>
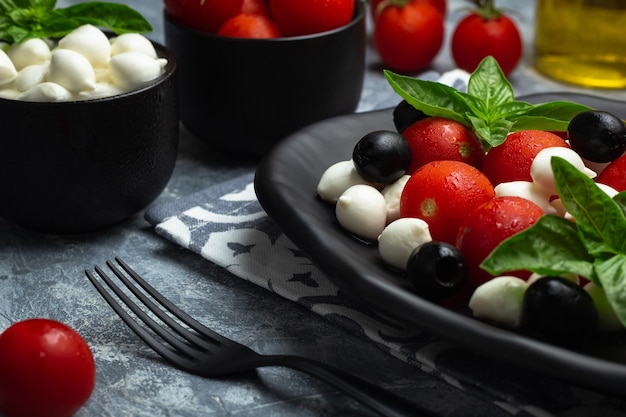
<box><xmin>0</xmin><ymin>25</ymin><xmax>179</xmax><ymax>234</ymax></box>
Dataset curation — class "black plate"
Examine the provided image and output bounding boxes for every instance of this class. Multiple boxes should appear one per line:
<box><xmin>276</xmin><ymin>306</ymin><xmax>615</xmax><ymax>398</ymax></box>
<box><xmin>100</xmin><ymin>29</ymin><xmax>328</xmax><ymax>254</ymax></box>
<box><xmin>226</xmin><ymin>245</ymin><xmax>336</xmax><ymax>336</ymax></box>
<box><xmin>254</xmin><ymin>92</ymin><xmax>626</xmax><ymax>397</ymax></box>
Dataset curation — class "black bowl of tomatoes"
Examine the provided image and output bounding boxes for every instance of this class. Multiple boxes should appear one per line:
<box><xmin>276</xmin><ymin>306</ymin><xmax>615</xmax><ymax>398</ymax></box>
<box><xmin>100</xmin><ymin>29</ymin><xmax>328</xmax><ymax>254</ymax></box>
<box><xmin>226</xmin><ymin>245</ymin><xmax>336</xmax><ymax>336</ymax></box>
<box><xmin>163</xmin><ymin>0</ymin><xmax>366</xmax><ymax>158</ymax></box>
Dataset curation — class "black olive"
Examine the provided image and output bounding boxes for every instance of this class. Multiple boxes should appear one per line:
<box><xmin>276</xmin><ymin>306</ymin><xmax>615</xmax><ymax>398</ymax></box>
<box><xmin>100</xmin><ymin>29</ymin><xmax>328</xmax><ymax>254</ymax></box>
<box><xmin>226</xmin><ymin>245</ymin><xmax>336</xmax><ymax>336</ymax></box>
<box><xmin>393</xmin><ymin>100</ymin><xmax>428</xmax><ymax>133</ymax></box>
<box><xmin>524</xmin><ymin>276</ymin><xmax>598</xmax><ymax>343</ymax></box>
<box><xmin>352</xmin><ymin>130</ymin><xmax>412</xmax><ymax>183</ymax></box>
<box><xmin>407</xmin><ymin>241</ymin><xmax>467</xmax><ymax>300</ymax></box>
<box><xmin>567</xmin><ymin>110</ymin><xmax>626</xmax><ymax>163</ymax></box>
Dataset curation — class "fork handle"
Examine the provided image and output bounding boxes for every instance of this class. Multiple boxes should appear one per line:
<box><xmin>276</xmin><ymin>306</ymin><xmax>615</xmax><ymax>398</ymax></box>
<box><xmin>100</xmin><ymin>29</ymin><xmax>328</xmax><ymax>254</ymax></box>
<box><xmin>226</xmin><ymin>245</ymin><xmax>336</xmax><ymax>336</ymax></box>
<box><xmin>262</xmin><ymin>354</ymin><xmax>438</xmax><ymax>417</ymax></box>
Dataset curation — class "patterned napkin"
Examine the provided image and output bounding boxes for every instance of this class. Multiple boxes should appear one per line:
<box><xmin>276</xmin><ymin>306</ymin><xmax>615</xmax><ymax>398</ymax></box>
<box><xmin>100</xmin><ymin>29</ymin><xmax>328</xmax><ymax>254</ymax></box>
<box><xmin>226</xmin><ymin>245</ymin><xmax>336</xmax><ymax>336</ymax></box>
<box><xmin>144</xmin><ymin>71</ymin><xmax>626</xmax><ymax>416</ymax></box>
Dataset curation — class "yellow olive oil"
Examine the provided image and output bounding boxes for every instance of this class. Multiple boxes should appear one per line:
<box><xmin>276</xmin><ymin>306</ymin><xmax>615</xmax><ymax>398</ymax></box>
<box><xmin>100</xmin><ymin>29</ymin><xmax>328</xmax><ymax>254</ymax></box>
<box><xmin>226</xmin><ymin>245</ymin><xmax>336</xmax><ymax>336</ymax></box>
<box><xmin>535</xmin><ymin>0</ymin><xmax>626</xmax><ymax>88</ymax></box>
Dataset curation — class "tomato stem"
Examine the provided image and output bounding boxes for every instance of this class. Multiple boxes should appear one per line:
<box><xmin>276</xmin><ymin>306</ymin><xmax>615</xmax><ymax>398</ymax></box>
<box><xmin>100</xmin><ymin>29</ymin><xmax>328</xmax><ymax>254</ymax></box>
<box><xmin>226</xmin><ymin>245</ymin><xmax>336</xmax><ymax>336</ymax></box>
<box><xmin>470</xmin><ymin>0</ymin><xmax>502</xmax><ymax>20</ymax></box>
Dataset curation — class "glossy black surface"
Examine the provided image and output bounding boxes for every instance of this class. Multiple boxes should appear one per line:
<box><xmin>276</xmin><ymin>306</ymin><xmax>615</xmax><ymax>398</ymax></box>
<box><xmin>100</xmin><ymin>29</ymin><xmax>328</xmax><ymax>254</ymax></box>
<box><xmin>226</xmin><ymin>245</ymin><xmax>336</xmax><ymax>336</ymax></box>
<box><xmin>0</xmin><ymin>43</ymin><xmax>179</xmax><ymax>234</ymax></box>
<box><xmin>255</xmin><ymin>92</ymin><xmax>626</xmax><ymax>397</ymax></box>
<box><xmin>164</xmin><ymin>2</ymin><xmax>366</xmax><ymax>158</ymax></box>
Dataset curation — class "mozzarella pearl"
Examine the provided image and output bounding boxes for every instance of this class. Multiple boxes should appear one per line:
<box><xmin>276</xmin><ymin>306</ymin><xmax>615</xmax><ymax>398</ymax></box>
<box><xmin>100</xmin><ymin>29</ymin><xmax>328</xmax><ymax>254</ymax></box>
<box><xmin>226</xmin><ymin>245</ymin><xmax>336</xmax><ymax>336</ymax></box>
<box><xmin>0</xmin><ymin>48</ymin><xmax>17</xmax><ymax>86</ymax></box>
<box><xmin>336</xmin><ymin>184</ymin><xmax>387</xmax><ymax>241</ymax></box>
<box><xmin>381</xmin><ymin>175</ymin><xmax>409</xmax><ymax>224</ymax></box>
<box><xmin>111</xmin><ymin>33</ymin><xmax>157</xmax><ymax>58</ymax></box>
<box><xmin>17</xmin><ymin>82</ymin><xmax>73</xmax><ymax>102</ymax></box>
<box><xmin>48</xmin><ymin>49</ymin><xmax>96</xmax><ymax>93</ymax></box>
<box><xmin>378</xmin><ymin>217</ymin><xmax>431</xmax><ymax>271</ymax></box>
<box><xmin>469</xmin><ymin>276</ymin><xmax>529</xmax><ymax>329</ymax></box>
<box><xmin>8</xmin><ymin>38</ymin><xmax>51</xmax><ymax>70</ymax></box>
<box><xmin>58</xmin><ymin>24</ymin><xmax>111</xmax><ymax>68</ymax></box>
<box><xmin>108</xmin><ymin>52</ymin><xmax>167</xmax><ymax>90</ymax></box>
<box><xmin>317</xmin><ymin>160</ymin><xmax>373</xmax><ymax>203</ymax></box>
<box><xmin>530</xmin><ymin>147</ymin><xmax>596</xmax><ymax>195</ymax></box>
<box><xmin>494</xmin><ymin>181</ymin><xmax>556</xmax><ymax>214</ymax></box>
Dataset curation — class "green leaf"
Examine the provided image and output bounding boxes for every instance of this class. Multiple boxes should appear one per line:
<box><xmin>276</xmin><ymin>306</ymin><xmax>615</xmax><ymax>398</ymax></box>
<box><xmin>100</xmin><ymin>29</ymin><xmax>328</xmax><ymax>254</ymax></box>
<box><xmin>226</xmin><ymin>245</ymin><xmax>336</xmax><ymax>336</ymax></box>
<box><xmin>0</xmin><ymin>0</ymin><xmax>151</xmax><ymax>42</ymax></box>
<box><xmin>49</xmin><ymin>2</ymin><xmax>152</xmax><ymax>33</ymax></box>
<box><xmin>552</xmin><ymin>157</ymin><xmax>626</xmax><ymax>256</ymax></box>
<box><xmin>594</xmin><ymin>254</ymin><xmax>626</xmax><ymax>327</ymax></box>
<box><xmin>467</xmin><ymin>114</ymin><xmax>513</xmax><ymax>149</ymax></box>
<box><xmin>467</xmin><ymin>56</ymin><xmax>514</xmax><ymax>111</ymax></box>
<box><xmin>384</xmin><ymin>70</ymin><xmax>471</xmax><ymax>125</ymax></box>
<box><xmin>480</xmin><ymin>215</ymin><xmax>596</xmax><ymax>280</ymax></box>
<box><xmin>384</xmin><ymin>57</ymin><xmax>588</xmax><ymax>152</ymax></box>
<box><xmin>614</xmin><ymin>192</ymin><xmax>626</xmax><ymax>216</ymax></box>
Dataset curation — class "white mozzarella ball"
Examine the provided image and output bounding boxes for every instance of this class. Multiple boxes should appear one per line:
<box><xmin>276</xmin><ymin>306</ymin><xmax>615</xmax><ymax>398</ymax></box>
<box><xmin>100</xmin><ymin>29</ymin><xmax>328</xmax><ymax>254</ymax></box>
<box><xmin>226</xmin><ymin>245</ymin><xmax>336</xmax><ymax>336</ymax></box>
<box><xmin>317</xmin><ymin>160</ymin><xmax>372</xmax><ymax>203</ymax></box>
<box><xmin>0</xmin><ymin>86</ymin><xmax>19</xmax><ymax>99</ymax></box>
<box><xmin>494</xmin><ymin>181</ymin><xmax>556</xmax><ymax>214</ymax></box>
<box><xmin>78</xmin><ymin>82</ymin><xmax>124</xmax><ymax>100</ymax></box>
<box><xmin>108</xmin><ymin>52</ymin><xmax>166</xmax><ymax>90</ymax></box>
<box><xmin>48</xmin><ymin>49</ymin><xmax>96</xmax><ymax>93</ymax></box>
<box><xmin>110</xmin><ymin>33</ymin><xmax>157</xmax><ymax>58</ymax></box>
<box><xmin>381</xmin><ymin>175</ymin><xmax>409</xmax><ymax>224</ymax></box>
<box><xmin>583</xmin><ymin>282</ymin><xmax>624</xmax><ymax>332</ymax></box>
<box><xmin>531</xmin><ymin>147</ymin><xmax>596</xmax><ymax>195</ymax></box>
<box><xmin>17</xmin><ymin>82</ymin><xmax>73</xmax><ymax>102</ymax></box>
<box><xmin>378</xmin><ymin>217</ymin><xmax>431</xmax><ymax>271</ymax></box>
<box><xmin>336</xmin><ymin>184</ymin><xmax>387</xmax><ymax>241</ymax></box>
<box><xmin>14</xmin><ymin>64</ymin><xmax>48</xmax><ymax>92</ymax></box>
<box><xmin>469</xmin><ymin>276</ymin><xmax>529</xmax><ymax>329</ymax></box>
<box><xmin>58</xmin><ymin>24</ymin><xmax>111</xmax><ymax>68</ymax></box>
<box><xmin>8</xmin><ymin>38</ymin><xmax>51</xmax><ymax>70</ymax></box>
<box><xmin>0</xmin><ymin>48</ymin><xmax>17</xmax><ymax>86</ymax></box>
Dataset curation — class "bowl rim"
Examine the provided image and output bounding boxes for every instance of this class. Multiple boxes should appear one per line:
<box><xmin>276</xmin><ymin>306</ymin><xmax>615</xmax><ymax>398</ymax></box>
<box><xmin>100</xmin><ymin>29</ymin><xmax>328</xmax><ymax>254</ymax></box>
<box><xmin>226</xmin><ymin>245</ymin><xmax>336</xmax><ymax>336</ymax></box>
<box><xmin>0</xmin><ymin>36</ymin><xmax>177</xmax><ymax>106</ymax></box>
<box><xmin>163</xmin><ymin>0</ymin><xmax>366</xmax><ymax>43</ymax></box>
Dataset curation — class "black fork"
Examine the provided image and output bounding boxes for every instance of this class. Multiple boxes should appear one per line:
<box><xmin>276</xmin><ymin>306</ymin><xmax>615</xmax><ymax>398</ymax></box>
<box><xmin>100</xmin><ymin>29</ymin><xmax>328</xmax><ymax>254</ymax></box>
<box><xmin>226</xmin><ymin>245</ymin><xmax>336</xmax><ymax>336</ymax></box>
<box><xmin>85</xmin><ymin>257</ymin><xmax>438</xmax><ymax>417</ymax></box>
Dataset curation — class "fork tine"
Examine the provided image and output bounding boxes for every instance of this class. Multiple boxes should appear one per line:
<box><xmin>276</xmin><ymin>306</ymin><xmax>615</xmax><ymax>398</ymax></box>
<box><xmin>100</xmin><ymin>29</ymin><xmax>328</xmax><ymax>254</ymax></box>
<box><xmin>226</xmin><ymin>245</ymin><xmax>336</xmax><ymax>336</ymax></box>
<box><xmin>112</xmin><ymin>257</ymin><xmax>229</xmax><ymax>345</ymax></box>
<box><xmin>86</xmin><ymin>259</ymin><xmax>218</xmax><ymax>367</ymax></box>
<box><xmin>85</xmin><ymin>267</ymin><xmax>188</xmax><ymax>364</ymax></box>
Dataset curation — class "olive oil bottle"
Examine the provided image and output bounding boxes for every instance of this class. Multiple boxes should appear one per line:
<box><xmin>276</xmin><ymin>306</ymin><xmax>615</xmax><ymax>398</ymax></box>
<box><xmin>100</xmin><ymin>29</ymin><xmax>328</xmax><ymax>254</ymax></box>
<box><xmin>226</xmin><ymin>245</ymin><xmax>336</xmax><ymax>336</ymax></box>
<box><xmin>535</xmin><ymin>0</ymin><xmax>626</xmax><ymax>88</ymax></box>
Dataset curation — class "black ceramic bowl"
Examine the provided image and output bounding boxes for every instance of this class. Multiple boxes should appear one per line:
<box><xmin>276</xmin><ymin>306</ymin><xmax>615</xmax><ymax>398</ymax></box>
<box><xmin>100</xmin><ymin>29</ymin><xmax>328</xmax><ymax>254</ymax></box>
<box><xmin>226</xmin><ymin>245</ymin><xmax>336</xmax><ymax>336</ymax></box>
<box><xmin>164</xmin><ymin>1</ymin><xmax>366</xmax><ymax>158</ymax></box>
<box><xmin>0</xmin><ymin>42</ymin><xmax>179</xmax><ymax>234</ymax></box>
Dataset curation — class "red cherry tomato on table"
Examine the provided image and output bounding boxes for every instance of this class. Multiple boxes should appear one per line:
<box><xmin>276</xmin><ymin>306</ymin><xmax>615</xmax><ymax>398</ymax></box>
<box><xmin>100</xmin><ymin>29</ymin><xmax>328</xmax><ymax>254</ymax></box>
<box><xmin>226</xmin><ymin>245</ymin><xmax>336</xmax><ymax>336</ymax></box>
<box><xmin>370</xmin><ymin>0</ymin><xmax>446</xmax><ymax>21</ymax></box>
<box><xmin>0</xmin><ymin>318</ymin><xmax>96</xmax><ymax>417</ymax></box>
<box><xmin>164</xmin><ymin>0</ymin><xmax>244</xmax><ymax>33</ymax></box>
<box><xmin>373</xmin><ymin>0</ymin><xmax>445</xmax><ymax>73</ymax></box>
<box><xmin>451</xmin><ymin>4</ymin><xmax>522</xmax><ymax>76</ymax></box>
<box><xmin>269</xmin><ymin>0</ymin><xmax>355</xmax><ymax>36</ymax></box>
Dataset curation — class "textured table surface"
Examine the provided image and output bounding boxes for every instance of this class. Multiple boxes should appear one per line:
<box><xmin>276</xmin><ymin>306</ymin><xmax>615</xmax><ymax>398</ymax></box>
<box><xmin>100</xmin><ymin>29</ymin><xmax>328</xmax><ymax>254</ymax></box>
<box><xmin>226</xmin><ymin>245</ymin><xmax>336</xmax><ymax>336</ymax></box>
<box><xmin>2</xmin><ymin>1</ymin><xmax>626</xmax><ymax>416</ymax></box>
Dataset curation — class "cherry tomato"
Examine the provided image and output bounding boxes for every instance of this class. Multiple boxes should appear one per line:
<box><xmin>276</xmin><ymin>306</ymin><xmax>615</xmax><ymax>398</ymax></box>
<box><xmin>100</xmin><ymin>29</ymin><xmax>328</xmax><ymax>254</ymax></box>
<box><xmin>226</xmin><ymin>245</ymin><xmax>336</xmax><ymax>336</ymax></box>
<box><xmin>164</xmin><ymin>0</ymin><xmax>244</xmax><ymax>33</ymax></box>
<box><xmin>402</xmin><ymin>116</ymin><xmax>485</xmax><ymax>173</ymax></box>
<box><xmin>370</xmin><ymin>0</ymin><xmax>446</xmax><ymax>21</ymax></box>
<box><xmin>217</xmin><ymin>13</ymin><xmax>283</xmax><ymax>38</ymax></box>
<box><xmin>400</xmin><ymin>160</ymin><xmax>494</xmax><ymax>244</ymax></box>
<box><xmin>269</xmin><ymin>0</ymin><xmax>355</xmax><ymax>36</ymax></box>
<box><xmin>240</xmin><ymin>0</ymin><xmax>271</xmax><ymax>16</ymax></box>
<box><xmin>451</xmin><ymin>8</ymin><xmax>522</xmax><ymax>76</ymax></box>
<box><xmin>0</xmin><ymin>318</ymin><xmax>96</xmax><ymax>417</ymax></box>
<box><xmin>373</xmin><ymin>0</ymin><xmax>444</xmax><ymax>73</ymax></box>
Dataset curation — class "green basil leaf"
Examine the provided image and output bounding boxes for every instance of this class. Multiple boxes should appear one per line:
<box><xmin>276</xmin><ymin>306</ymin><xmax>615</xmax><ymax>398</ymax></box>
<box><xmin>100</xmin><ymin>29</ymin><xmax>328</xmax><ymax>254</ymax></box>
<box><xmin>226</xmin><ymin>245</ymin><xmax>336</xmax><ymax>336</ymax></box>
<box><xmin>594</xmin><ymin>254</ymin><xmax>626</xmax><ymax>327</ymax></box>
<box><xmin>468</xmin><ymin>114</ymin><xmax>513</xmax><ymax>150</ymax></box>
<box><xmin>46</xmin><ymin>2</ymin><xmax>152</xmax><ymax>34</ymax></box>
<box><xmin>384</xmin><ymin>70</ymin><xmax>471</xmax><ymax>125</ymax></box>
<box><xmin>467</xmin><ymin>56</ymin><xmax>514</xmax><ymax>110</ymax></box>
<box><xmin>552</xmin><ymin>157</ymin><xmax>626</xmax><ymax>256</ymax></box>
<box><xmin>0</xmin><ymin>0</ymin><xmax>20</xmax><ymax>13</ymax></box>
<box><xmin>510</xmin><ymin>115</ymin><xmax>571</xmax><ymax>132</ymax></box>
<box><xmin>480</xmin><ymin>214</ymin><xmax>596</xmax><ymax>280</ymax></box>
<box><xmin>524</xmin><ymin>100</ymin><xmax>593</xmax><ymax>120</ymax></box>
<box><xmin>614</xmin><ymin>192</ymin><xmax>626</xmax><ymax>216</ymax></box>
